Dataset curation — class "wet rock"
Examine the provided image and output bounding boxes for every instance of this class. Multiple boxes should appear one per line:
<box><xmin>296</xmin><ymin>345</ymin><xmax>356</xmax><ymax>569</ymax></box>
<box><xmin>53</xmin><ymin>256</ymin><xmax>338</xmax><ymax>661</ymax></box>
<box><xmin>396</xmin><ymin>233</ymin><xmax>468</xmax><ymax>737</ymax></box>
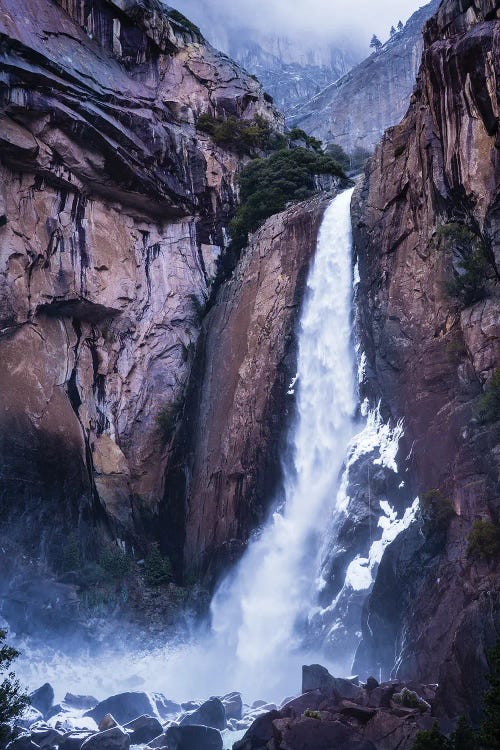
<box><xmin>165</xmin><ymin>725</ymin><xmax>223</xmax><ymax>750</ymax></box>
<box><xmin>5</xmin><ymin>737</ymin><xmax>40</xmax><ymax>750</ymax></box>
<box><xmin>85</xmin><ymin>693</ymin><xmax>158</xmax><ymax>726</ymax></box>
<box><xmin>281</xmin><ymin>692</ymin><xmax>325</xmax><ymax>718</ymax></box>
<box><xmin>154</xmin><ymin>695</ymin><xmax>182</xmax><ymax>719</ymax></box>
<box><xmin>64</xmin><ymin>695</ymin><xmax>98</xmax><ymax>711</ymax></box>
<box><xmin>29</xmin><ymin>685</ymin><xmax>55</xmax><ymax>717</ymax></box>
<box><xmin>233</xmin><ymin>710</ymin><xmax>281</xmax><ymax>750</ymax></box>
<box><xmin>339</xmin><ymin>701</ymin><xmax>377</xmax><ymax>723</ymax></box>
<box><xmin>58</xmin><ymin>731</ymin><xmax>95</xmax><ymax>750</ymax></box>
<box><xmin>80</xmin><ymin>727</ymin><xmax>129</xmax><ymax>750</ymax></box>
<box><xmin>302</xmin><ymin>665</ymin><xmax>335</xmax><ymax>693</ymax></box>
<box><xmin>97</xmin><ymin>715</ymin><xmax>117</xmax><ymax>731</ymax></box>
<box><xmin>272</xmin><ymin>716</ymin><xmax>375</xmax><ymax>750</ymax></box>
<box><xmin>29</xmin><ymin>727</ymin><xmax>64</xmax><ymax>747</ymax></box>
<box><xmin>221</xmin><ymin>692</ymin><xmax>243</xmax><ymax>720</ymax></box>
<box><xmin>123</xmin><ymin>715</ymin><xmax>162</xmax><ymax>744</ymax></box>
<box><xmin>16</xmin><ymin>708</ymin><xmax>44</xmax><ymax>729</ymax></box>
<box><xmin>178</xmin><ymin>697</ymin><xmax>226</xmax><ymax>730</ymax></box>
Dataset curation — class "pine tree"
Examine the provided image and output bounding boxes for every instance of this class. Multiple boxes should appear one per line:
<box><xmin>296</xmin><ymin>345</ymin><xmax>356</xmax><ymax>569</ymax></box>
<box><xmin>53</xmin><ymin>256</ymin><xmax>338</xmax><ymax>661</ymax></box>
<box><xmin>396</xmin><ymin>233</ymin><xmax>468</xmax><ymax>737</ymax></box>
<box><xmin>0</xmin><ymin>630</ymin><xmax>30</xmax><ymax>741</ymax></box>
<box><xmin>480</xmin><ymin>641</ymin><xmax>500</xmax><ymax>750</ymax></box>
<box><xmin>412</xmin><ymin>722</ymin><xmax>451</xmax><ymax>750</ymax></box>
<box><xmin>451</xmin><ymin>716</ymin><xmax>477</xmax><ymax>750</ymax></box>
<box><xmin>370</xmin><ymin>34</ymin><xmax>382</xmax><ymax>51</ymax></box>
<box><xmin>390</xmin><ymin>25</ymin><xmax>396</xmax><ymax>36</ymax></box>
<box><xmin>397</xmin><ymin>20</ymin><xmax>404</xmax><ymax>31</ymax></box>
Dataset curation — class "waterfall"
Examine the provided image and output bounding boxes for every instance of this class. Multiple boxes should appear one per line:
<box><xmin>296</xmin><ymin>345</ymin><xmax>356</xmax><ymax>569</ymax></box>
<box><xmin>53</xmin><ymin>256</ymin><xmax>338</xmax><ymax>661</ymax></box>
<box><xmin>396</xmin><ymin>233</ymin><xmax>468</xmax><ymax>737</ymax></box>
<box><xmin>202</xmin><ymin>187</ymin><xmax>359</xmax><ymax>699</ymax></box>
<box><xmin>13</xmin><ymin>187</ymin><xmax>406</xmax><ymax>704</ymax></box>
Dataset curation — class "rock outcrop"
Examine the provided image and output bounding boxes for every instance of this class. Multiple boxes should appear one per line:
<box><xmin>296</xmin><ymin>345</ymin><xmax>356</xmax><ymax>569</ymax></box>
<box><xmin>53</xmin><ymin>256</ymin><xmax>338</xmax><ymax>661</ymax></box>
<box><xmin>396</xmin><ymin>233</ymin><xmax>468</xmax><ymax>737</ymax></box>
<box><xmin>352</xmin><ymin>0</ymin><xmax>499</xmax><ymax>720</ymax></box>
<box><xmin>289</xmin><ymin>0</ymin><xmax>440</xmax><ymax>153</ymax></box>
<box><xmin>161</xmin><ymin>195</ymin><xmax>332</xmax><ymax>581</ymax></box>
<box><xmin>0</xmin><ymin>0</ymin><xmax>281</xmax><ymax>570</ymax></box>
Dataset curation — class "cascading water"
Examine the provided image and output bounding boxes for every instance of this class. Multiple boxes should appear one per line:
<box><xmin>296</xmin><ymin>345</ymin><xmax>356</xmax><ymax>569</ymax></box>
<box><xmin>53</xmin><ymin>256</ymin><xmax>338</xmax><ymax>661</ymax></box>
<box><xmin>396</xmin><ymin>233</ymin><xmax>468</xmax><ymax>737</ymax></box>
<box><xmin>204</xmin><ymin>187</ymin><xmax>359</xmax><ymax>697</ymax></box>
<box><xmin>11</xmin><ymin>187</ymin><xmax>415</xmax><ymax>708</ymax></box>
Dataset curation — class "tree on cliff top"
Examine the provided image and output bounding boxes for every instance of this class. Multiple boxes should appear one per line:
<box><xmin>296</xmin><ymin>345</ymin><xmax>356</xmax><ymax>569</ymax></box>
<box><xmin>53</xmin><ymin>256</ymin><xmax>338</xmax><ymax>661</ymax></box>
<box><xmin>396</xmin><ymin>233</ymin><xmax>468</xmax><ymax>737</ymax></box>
<box><xmin>370</xmin><ymin>34</ymin><xmax>382</xmax><ymax>51</ymax></box>
<box><xmin>0</xmin><ymin>629</ymin><xmax>30</xmax><ymax>740</ymax></box>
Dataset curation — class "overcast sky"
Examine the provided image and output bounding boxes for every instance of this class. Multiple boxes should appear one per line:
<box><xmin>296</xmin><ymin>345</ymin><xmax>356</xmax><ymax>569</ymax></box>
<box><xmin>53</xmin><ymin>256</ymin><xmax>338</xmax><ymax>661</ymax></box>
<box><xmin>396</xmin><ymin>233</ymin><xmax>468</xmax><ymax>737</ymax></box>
<box><xmin>172</xmin><ymin>0</ymin><xmax>427</xmax><ymax>47</ymax></box>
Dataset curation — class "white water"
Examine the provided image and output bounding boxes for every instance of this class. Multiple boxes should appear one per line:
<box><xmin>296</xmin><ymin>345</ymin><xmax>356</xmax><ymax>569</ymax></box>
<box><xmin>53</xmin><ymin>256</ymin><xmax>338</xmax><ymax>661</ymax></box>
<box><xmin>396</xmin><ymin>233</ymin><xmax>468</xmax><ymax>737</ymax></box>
<box><xmin>14</xmin><ymin>187</ymin><xmax>419</xmax><ymax>707</ymax></box>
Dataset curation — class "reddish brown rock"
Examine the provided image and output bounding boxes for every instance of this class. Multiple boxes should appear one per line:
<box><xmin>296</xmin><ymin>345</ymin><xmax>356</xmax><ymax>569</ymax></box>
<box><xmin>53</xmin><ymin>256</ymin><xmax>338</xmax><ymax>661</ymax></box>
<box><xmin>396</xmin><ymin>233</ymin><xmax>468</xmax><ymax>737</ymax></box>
<box><xmin>0</xmin><ymin>0</ymin><xmax>280</xmax><ymax>568</ymax></box>
<box><xmin>161</xmin><ymin>195</ymin><xmax>331</xmax><ymax>579</ymax></box>
<box><xmin>352</xmin><ymin>0</ymin><xmax>499</xmax><ymax>721</ymax></box>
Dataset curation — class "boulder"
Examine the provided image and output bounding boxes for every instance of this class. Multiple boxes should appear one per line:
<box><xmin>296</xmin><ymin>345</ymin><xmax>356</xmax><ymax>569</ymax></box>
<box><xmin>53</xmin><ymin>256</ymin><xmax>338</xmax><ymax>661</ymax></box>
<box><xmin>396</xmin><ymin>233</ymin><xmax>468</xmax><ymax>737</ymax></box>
<box><xmin>58</xmin><ymin>731</ymin><xmax>95</xmax><ymax>750</ymax></box>
<box><xmin>281</xmin><ymin>692</ymin><xmax>325</xmax><ymax>718</ymax></box>
<box><xmin>5</xmin><ymin>736</ymin><xmax>40</xmax><ymax>750</ymax></box>
<box><xmin>179</xmin><ymin>698</ymin><xmax>226</xmax><ymax>730</ymax></box>
<box><xmin>339</xmin><ymin>701</ymin><xmax>377</xmax><ymax>723</ymax></box>
<box><xmin>85</xmin><ymin>693</ymin><xmax>158</xmax><ymax>726</ymax></box>
<box><xmin>271</xmin><ymin>716</ymin><xmax>376</xmax><ymax>750</ymax></box>
<box><xmin>165</xmin><ymin>725</ymin><xmax>222</xmax><ymax>750</ymax></box>
<box><xmin>97</xmin><ymin>714</ymin><xmax>117</xmax><ymax>731</ymax></box>
<box><xmin>64</xmin><ymin>695</ymin><xmax>98</xmax><ymax>711</ymax></box>
<box><xmin>233</xmin><ymin>710</ymin><xmax>281</xmax><ymax>750</ymax></box>
<box><xmin>366</xmin><ymin>684</ymin><xmax>398</xmax><ymax>708</ymax></box>
<box><xmin>302</xmin><ymin>665</ymin><xmax>335</xmax><ymax>694</ymax></box>
<box><xmin>147</xmin><ymin>733</ymin><xmax>169</xmax><ymax>748</ymax></box>
<box><xmin>365</xmin><ymin>677</ymin><xmax>379</xmax><ymax>692</ymax></box>
<box><xmin>29</xmin><ymin>684</ymin><xmax>54</xmax><ymax>716</ymax></box>
<box><xmin>153</xmin><ymin>695</ymin><xmax>181</xmax><ymax>719</ymax></box>
<box><xmin>123</xmin><ymin>715</ymin><xmax>162</xmax><ymax>744</ymax></box>
<box><xmin>80</xmin><ymin>727</ymin><xmax>129</xmax><ymax>750</ymax></box>
<box><xmin>16</xmin><ymin>708</ymin><xmax>44</xmax><ymax>729</ymax></box>
<box><xmin>30</xmin><ymin>726</ymin><xmax>64</xmax><ymax>747</ymax></box>
<box><xmin>221</xmin><ymin>692</ymin><xmax>243</xmax><ymax>720</ymax></box>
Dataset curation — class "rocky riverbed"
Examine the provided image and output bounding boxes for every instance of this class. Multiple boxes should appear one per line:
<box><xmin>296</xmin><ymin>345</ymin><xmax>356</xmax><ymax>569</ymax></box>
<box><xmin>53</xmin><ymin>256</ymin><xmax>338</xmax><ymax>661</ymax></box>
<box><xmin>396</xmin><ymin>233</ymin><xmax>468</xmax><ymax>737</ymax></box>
<box><xmin>2</xmin><ymin>664</ymin><xmax>449</xmax><ymax>750</ymax></box>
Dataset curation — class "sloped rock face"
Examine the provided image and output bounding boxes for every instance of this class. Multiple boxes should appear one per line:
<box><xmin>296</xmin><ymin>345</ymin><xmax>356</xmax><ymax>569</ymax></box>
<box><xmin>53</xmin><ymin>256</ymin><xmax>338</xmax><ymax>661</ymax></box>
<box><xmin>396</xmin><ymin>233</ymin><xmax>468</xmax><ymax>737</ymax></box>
<box><xmin>289</xmin><ymin>0</ymin><xmax>440</xmax><ymax>153</ymax></box>
<box><xmin>0</xmin><ymin>0</ymin><xmax>281</xmax><ymax>568</ymax></box>
<box><xmin>161</xmin><ymin>196</ymin><xmax>330</xmax><ymax>581</ymax></box>
<box><xmin>352</xmin><ymin>0</ymin><xmax>499</xmax><ymax>720</ymax></box>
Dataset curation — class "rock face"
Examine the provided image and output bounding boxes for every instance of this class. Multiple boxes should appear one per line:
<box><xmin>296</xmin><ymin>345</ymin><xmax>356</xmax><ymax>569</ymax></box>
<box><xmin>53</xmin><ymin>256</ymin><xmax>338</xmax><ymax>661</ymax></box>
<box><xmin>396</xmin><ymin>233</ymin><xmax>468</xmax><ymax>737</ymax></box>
<box><xmin>162</xmin><ymin>195</ymin><xmax>331</xmax><ymax>580</ymax></box>
<box><xmin>162</xmin><ymin>0</ymin><xmax>363</xmax><ymax>116</ymax></box>
<box><xmin>289</xmin><ymin>0</ymin><xmax>440</xmax><ymax>152</ymax></box>
<box><xmin>352</xmin><ymin>0</ymin><xmax>499</xmax><ymax>721</ymax></box>
<box><xmin>0</xmin><ymin>0</ymin><xmax>280</xmax><ymax>570</ymax></box>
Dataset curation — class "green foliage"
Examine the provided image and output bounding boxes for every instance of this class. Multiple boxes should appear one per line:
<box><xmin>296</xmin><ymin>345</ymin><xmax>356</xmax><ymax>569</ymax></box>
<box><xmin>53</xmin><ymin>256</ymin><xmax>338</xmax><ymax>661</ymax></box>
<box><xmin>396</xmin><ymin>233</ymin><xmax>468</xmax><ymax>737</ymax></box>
<box><xmin>304</xmin><ymin>709</ymin><xmax>321</xmax><ymax>720</ymax></box>
<box><xmin>326</xmin><ymin>143</ymin><xmax>351</xmax><ymax>171</ymax></box>
<box><xmin>412</xmin><ymin>723</ymin><xmax>451</xmax><ymax>750</ymax></box>
<box><xmin>189</xmin><ymin>293</ymin><xmax>207</xmax><ymax>321</ymax></box>
<box><xmin>62</xmin><ymin>533</ymin><xmax>80</xmax><ymax>572</ymax></box>
<box><xmin>477</xmin><ymin>370</ymin><xmax>500</xmax><ymax>424</ymax></box>
<box><xmin>420</xmin><ymin>490</ymin><xmax>455</xmax><ymax>534</ymax></box>
<box><xmin>288</xmin><ymin>127</ymin><xmax>323</xmax><ymax>152</ymax></box>
<box><xmin>436</xmin><ymin>223</ymin><xmax>493</xmax><ymax>306</ymax></box>
<box><xmin>0</xmin><ymin>630</ymin><xmax>30</xmax><ymax>740</ymax></box>
<box><xmin>156</xmin><ymin>397</ymin><xmax>183</xmax><ymax>443</ymax></box>
<box><xmin>229</xmin><ymin>148</ymin><xmax>345</xmax><ymax>251</ymax></box>
<box><xmin>467</xmin><ymin>519</ymin><xmax>500</xmax><ymax>561</ymax></box>
<box><xmin>392</xmin><ymin>687</ymin><xmax>429</xmax><ymax>711</ymax></box>
<box><xmin>451</xmin><ymin>716</ymin><xmax>478</xmax><ymax>750</ymax></box>
<box><xmin>99</xmin><ymin>544</ymin><xmax>131</xmax><ymax>580</ymax></box>
<box><xmin>196</xmin><ymin>114</ymin><xmax>282</xmax><ymax>156</ymax></box>
<box><xmin>481</xmin><ymin>641</ymin><xmax>500</xmax><ymax>749</ymax></box>
<box><xmin>144</xmin><ymin>545</ymin><xmax>173</xmax><ymax>587</ymax></box>
<box><xmin>167</xmin><ymin>9</ymin><xmax>202</xmax><ymax>37</ymax></box>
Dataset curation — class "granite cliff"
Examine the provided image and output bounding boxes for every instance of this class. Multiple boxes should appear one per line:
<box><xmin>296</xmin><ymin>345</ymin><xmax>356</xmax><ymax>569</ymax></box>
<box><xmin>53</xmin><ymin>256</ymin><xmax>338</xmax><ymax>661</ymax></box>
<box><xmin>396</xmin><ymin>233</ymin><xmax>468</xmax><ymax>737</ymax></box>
<box><xmin>289</xmin><ymin>0</ymin><xmax>440</xmax><ymax>153</ymax></box>
<box><xmin>353</xmin><ymin>0</ymin><xmax>499</xmax><ymax>720</ymax></box>
<box><xmin>0</xmin><ymin>0</ymin><xmax>282</xmax><ymax>576</ymax></box>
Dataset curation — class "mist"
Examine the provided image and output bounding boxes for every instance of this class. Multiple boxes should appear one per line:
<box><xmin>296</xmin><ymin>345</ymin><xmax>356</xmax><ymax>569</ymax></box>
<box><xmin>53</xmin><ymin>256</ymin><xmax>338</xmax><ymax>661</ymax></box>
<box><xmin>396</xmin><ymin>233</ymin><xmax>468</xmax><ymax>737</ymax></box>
<box><xmin>169</xmin><ymin>0</ymin><xmax>427</xmax><ymax>48</ymax></box>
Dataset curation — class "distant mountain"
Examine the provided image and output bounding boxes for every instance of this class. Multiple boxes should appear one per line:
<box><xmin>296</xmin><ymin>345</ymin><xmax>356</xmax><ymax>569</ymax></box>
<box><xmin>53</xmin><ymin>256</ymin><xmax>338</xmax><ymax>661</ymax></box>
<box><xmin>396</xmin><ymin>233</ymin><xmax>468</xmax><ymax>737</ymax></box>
<box><xmin>288</xmin><ymin>0</ymin><xmax>440</xmax><ymax>153</ymax></box>
<box><xmin>167</xmin><ymin>1</ymin><xmax>364</xmax><ymax>114</ymax></box>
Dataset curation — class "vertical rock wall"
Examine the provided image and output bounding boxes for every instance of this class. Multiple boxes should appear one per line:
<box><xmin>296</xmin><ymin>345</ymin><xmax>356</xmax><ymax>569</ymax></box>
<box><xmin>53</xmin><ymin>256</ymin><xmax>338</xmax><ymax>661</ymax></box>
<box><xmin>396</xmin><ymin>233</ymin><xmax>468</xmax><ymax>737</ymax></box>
<box><xmin>352</xmin><ymin>0</ymin><xmax>499</xmax><ymax>720</ymax></box>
